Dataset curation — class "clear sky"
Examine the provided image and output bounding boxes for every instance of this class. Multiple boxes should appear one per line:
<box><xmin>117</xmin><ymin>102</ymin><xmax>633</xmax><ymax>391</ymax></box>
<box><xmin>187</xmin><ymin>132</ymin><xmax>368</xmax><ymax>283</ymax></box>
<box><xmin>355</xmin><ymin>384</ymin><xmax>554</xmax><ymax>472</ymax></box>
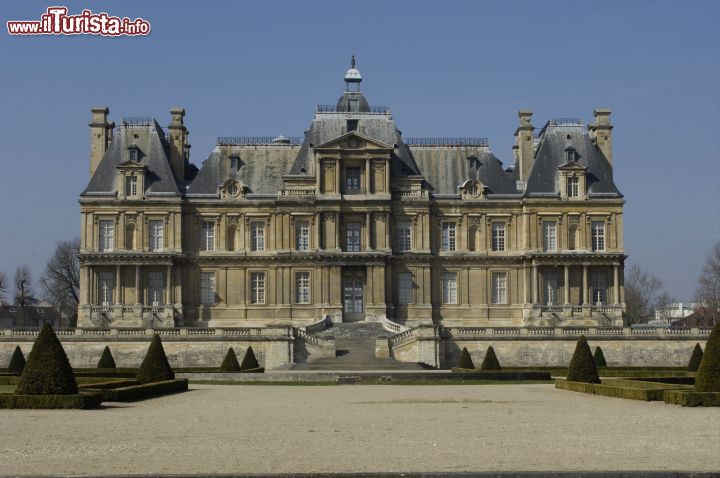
<box><xmin>0</xmin><ymin>0</ymin><xmax>718</xmax><ymax>301</ymax></box>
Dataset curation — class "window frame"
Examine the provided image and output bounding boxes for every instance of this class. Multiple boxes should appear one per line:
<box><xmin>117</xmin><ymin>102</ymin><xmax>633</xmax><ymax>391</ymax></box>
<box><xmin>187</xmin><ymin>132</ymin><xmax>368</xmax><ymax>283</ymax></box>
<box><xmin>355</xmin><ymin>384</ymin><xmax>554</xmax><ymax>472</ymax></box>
<box><xmin>200</xmin><ymin>221</ymin><xmax>215</xmax><ymax>251</ymax></box>
<box><xmin>200</xmin><ymin>271</ymin><xmax>216</xmax><ymax>305</ymax></box>
<box><xmin>250</xmin><ymin>271</ymin><xmax>266</xmax><ymax>305</ymax></box>
<box><xmin>441</xmin><ymin>222</ymin><xmax>457</xmax><ymax>252</ymax></box>
<box><xmin>99</xmin><ymin>219</ymin><xmax>114</xmax><ymax>252</ymax></box>
<box><xmin>396</xmin><ymin>221</ymin><xmax>412</xmax><ymax>252</ymax></box>
<box><xmin>295</xmin><ymin>220</ymin><xmax>310</xmax><ymax>251</ymax></box>
<box><xmin>591</xmin><ymin>271</ymin><xmax>608</xmax><ymax>305</ymax></box>
<box><xmin>491</xmin><ymin>271</ymin><xmax>508</xmax><ymax>305</ymax></box>
<box><xmin>542</xmin><ymin>221</ymin><xmax>557</xmax><ymax>252</ymax></box>
<box><xmin>250</xmin><ymin>221</ymin><xmax>265</xmax><ymax>252</ymax></box>
<box><xmin>148</xmin><ymin>271</ymin><xmax>165</xmax><ymax>306</ymax></box>
<box><xmin>97</xmin><ymin>271</ymin><xmax>114</xmax><ymax>306</ymax></box>
<box><xmin>125</xmin><ymin>175</ymin><xmax>138</xmax><ymax>197</ymax></box>
<box><xmin>591</xmin><ymin>220</ymin><xmax>606</xmax><ymax>252</ymax></box>
<box><xmin>149</xmin><ymin>220</ymin><xmax>164</xmax><ymax>252</ymax></box>
<box><xmin>345</xmin><ymin>221</ymin><xmax>361</xmax><ymax>252</ymax></box>
<box><xmin>295</xmin><ymin>271</ymin><xmax>311</xmax><ymax>304</ymax></box>
<box><xmin>567</xmin><ymin>176</ymin><xmax>580</xmax><ymax>198</ymax></box>
<box><xmin>491</xmin><ymin>222</ymin><xmax>506</xmax><ymax>252</ymax></box>
<box><xmin>397</xmin><ymin>271</ymin><xmax>413</xmax><ymax>305</ymax></box>
<box><xmin>442</xmin><ymin>272</ymin><xmax>458</xmax><ymax>305</ymax></box>
<box><xmin>345</xmin><ymin>167</ymin><xmax>361</xmax><ymax>193</ymax></box>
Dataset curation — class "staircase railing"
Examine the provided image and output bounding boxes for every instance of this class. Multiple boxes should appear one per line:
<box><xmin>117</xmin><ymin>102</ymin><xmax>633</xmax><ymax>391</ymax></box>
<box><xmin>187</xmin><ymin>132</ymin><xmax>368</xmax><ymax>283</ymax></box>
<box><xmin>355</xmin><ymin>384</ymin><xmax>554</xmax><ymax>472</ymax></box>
<box><xmin>366</xmin><ymin>314</ymin><xmax>410</xmax><ymax>334</ymax></box>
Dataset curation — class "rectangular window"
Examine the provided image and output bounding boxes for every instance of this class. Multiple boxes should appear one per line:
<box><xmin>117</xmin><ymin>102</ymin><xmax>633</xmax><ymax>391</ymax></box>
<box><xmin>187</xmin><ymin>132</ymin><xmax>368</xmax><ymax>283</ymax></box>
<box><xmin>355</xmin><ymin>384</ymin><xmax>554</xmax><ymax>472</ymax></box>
<box><xmin>592</xmin><ymin>271</ymin><xmax>607</xmax><ymax>304</ymax></box>
<box><xmin>97</xmin><ymin>271</ymin><xmax>114</xmax><ymax>306</ymax></box>
<box><xmin>348</xmin><ymin>99</ymin><xmax>359</xmax><ymax>112</ymax></box>
<box><xmin>567</xmin><ymin>176</ymin><xmax>580</xmax><ymax>197</ymax></box>
<box><xmin>148</xmin><ymin>271</ymin><xmax>164</xmax><ymax>306</ymax></box>
<box><xmin>200</xmin><ymin>272</ymin><xmax>215</xmax><ymax>305</ymax></box>
<box><xmin>492</xmin><ymin>272</ymin><xmax>507</xmax><ymax>304</ymax></box>
<box><xmin>542</xmin><ymin>271</ymin><xmax>558</xmax><ymax>305</ymax></box>
<box><xmin>250</xmin><ymin>272</ymin><xmax>266</xmax><ymax>304</ymax></box>
<box><xmin>542</xmin><ymin>221</ymin><xmax>557</xmax><ymax>252</ymax></box>
<box><xmin>346</xmin><ymin>222</ymin><xmax>361</xmax><ymax>252</ymax></box>
<box><xmin>396</xmin><ymin>222</ymin><xmax>412</xmax><ymax>252</ymax></box>
<box><xmin>251</xmin><ymin>222</ymin><xmax>265</xmax><ymax>251</ymax></box>
<box><xmin>125</xmin><ymin>176</ymin><xmax>137</xmax><ymax>197</ymax></box>
<box><xmin>442</xmin><ymin>272</ymin><xmax>458</xmax><ymax>305</ymax></box>
<box><xmin>491</xmin><ymin>222</ymin><xmax>506</xmax><ymax>251</ymax></box>
<box><xmin>229</xmin><ymin>156</ymin><xmax>239</xmax><ymax>172</ymax></box>
<box><xmin>295</xmin><ymin>221</ymin><xmax>310</xmax><ymax>251</ymax></box>
<box><xmin>398</xmin><ymin>272</ymin><xmax>413</xmax><ymax>305</ymax></box>
<box><xmin>99</xmin><ymin>220</ymin><xmax>114</xmax><ymax>252</ymax></box>
<box><xmin>591</xmin><ymin>221</ymin><xmax>605</xmax><ymax>251</ymax></box>
<box><xmin>200</xmin><ymin>221</ymin><xmax>215</xmax><ymax>251</ymax></box>
<box><xmin>441</xmin><ymin>222</ymin><xmax>456</xmax><ymax>252</ymax></box>
<box><xmin>149</xmin><ymin>220</ymin><xmax>164</xmax><ymax>252</ymax></box>
<box><xmin>346</xmin><ymin>167</ymin><xmax>361</xmax><ymax>192</ymax></box>
<box><xmin>295</xmin><ymin>272</ymin><xmax>310</xmax><ymax>304</ymax></box>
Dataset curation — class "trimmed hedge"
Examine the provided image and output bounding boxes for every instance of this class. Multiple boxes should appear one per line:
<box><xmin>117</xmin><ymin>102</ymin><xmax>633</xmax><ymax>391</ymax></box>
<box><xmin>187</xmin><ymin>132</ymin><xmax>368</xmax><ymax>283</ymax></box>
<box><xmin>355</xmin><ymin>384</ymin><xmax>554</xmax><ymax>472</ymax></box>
<box><xmin>136</xmin><ymin>335</ymin><xmax>174</xmax><ymax>384</ymax></box>
<box><xmin>566</xmin><ymin>335</ymin><xmax>600</xmax><ymax>384</ymax></box>
<box><xmin>240</xmin><ymin>346</ymin><xmax>260</xmax><ymax>371</ymax></box>
<box><xmin>97</xmin><ymin>346</ymin><xmax>117</xmax><ymax>369</ymax></box>
<box><xmin>0</xmin><ymin>392</ymin><xmax>102</xmax><ymax>409</ymax></box>
<box><xmin>85</xmin><ymin>379</ymin><xmax>188</xmax><ymax>402</ymax></box>
<box><xmin>7</xmin><ymin>346</ymin><xmax>25</xmax><ymax>374</ymax></box>
<box><xmin>220</xmin><ymin>348</ymin><xmax>240</xmax><ymax>372</ymax></box>
<box><xmin>16</xmin><ymin>323</ymin><xmax>78</xmax><ymax>395</ymax></box>
<box><xmin>457</xmin><ymin>347</ymin><xmax>474</xmax><ymax>369</ymax></box>
<box><xmin>480</xmin><ymin>346</ymin><xmax>501</xmax><ymax>371</ymax></box>
<box><xmin>593</xmin><ymin>346</ymin><xmax>607</xmax><ymax>368</ymax></box>
<box><xmin>664</xmin><ymin>389</ymin><xmax>720</xmax><ymax>407</ymax></box>
<box><xmin>555</xmin><ymin>379</ymin><xmax>665</xmax><ymax>401</ymax></box>
<box><xmin>688</xmin><ymin>343</ymin><xmax>703</xmax><ymax>372</ymax></box>
<box><xmin>695</xmin><ymin>321</ymin><xmax>720</xmax><ymax>392</ymax></box>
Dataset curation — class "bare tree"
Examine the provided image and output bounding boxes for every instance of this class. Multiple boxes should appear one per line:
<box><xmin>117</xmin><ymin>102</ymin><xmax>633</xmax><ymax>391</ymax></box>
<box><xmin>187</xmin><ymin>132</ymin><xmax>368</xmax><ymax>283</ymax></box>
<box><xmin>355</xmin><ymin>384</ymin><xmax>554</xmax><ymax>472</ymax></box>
<box><xmin>0</xmin><ymin>271</ymin><xmax>7</xmax><ymax>302</ymax></box>
<box><xmin>14</xmin><ymin>266</ymin><xmax>35</xmax><ymax>307</ymax></box>
<box><xmin>624</xmin><ymin>264</ymin><xmax>671</xmax><ymax>325</ymax></box>
<box><xmin>40</xmin><ymin>238</ymin><xmax>80</xmax><ymax>326</ymax></box>
<box><xmin>695</xmin><ymin>242</ymin><xmax>720</xmax><ymax>326</ymax></box>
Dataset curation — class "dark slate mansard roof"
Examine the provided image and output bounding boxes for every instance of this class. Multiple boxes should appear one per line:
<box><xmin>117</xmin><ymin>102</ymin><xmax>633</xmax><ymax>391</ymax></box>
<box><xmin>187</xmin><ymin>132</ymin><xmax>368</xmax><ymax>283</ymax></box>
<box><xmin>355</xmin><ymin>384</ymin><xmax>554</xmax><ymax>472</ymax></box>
<box><xmin>82</xmin><ymin>120</ymin><xmax>181</xmax><ymax>197</ymax></box>
<box><xmin>524</xmin><ymin>122</ymin><xmax>622</xmax><ymax>198</ymax></box>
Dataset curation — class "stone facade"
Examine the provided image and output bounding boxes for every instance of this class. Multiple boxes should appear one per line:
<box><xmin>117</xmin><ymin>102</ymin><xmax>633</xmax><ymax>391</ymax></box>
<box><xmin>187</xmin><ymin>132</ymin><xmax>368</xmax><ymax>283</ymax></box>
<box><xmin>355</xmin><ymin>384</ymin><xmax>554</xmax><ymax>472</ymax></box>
<box><xmin>78</xmin><ymin>61</ymin><xmax>625</xmax><ymax>330</ymax></box>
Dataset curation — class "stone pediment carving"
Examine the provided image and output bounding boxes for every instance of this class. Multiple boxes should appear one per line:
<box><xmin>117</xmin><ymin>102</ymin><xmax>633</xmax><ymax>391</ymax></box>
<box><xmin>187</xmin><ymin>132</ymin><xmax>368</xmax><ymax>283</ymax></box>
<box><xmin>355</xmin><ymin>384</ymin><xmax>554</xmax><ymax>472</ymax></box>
<box><xmin>313</xmin><ymin>131</ymin><xmax>393</xmax><ymax>151</ymax></box>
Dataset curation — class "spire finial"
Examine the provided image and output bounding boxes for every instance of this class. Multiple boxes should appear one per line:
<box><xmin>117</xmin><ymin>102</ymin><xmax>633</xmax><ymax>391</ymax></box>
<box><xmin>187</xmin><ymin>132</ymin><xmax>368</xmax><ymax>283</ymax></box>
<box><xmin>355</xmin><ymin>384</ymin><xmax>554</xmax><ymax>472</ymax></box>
<box><xmin>351</xmin><ymin>55</ymin><xmax>356</xmax><ymax>69</ymax></box>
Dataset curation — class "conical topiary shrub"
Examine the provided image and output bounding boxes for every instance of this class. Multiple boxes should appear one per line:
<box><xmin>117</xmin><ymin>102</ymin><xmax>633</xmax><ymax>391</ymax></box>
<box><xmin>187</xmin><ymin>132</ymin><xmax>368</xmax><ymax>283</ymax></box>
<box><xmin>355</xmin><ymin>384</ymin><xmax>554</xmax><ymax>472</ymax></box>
<box><xmin>136</xmin><ymin>335</ymin><xmax>175</xmax><ymax>384</ymax></box>
<box><xmin>566</xmin><ymin>335</ymin><xmax>600</xmax><ymax>384</ymax></box>
<box><xmin>219</xmin><ymin>347</ymin><xmax>240</xmax><ymax>372</ymax></box>
<box><xmin>695</xmin><ymin>322</ymin><xmax>720</xmax><ymax>392</ymax></box>
<box><xmin>457</xmin><ymin>347</ymin><xmax>474</xmax><ymax>369</ymax></box>
<box><xmin>239</xmin><ymin>346</ymin><xmax>260</xmax><ymax>371</ymax></box>
<box><xmin>480</xmin><ymin>346</ymin><xmax>502</xmax><ymax>371</ymax></box>
<box><xmin>688</xmin><ymin>343</ymin><xmax>704</xmax><ymax>372</ymax></box>
<box><xmin>15</xmin><ymin>323</ymin><xmax>78</xmax><ymax>395</ymax></box>
<box><xmin>7</xmin><ymin>346</ymin><xmax>26</xmax><ymax>374</ymax></box>
<box><xmin>97</xmin><ymin>345</ymin><xmax>117</xmax><ymax>369</ymax></box>
<box><xmin>593</xmin><ymin>346</ymin><xmax>607</xmax><ymax>368</ymax></box>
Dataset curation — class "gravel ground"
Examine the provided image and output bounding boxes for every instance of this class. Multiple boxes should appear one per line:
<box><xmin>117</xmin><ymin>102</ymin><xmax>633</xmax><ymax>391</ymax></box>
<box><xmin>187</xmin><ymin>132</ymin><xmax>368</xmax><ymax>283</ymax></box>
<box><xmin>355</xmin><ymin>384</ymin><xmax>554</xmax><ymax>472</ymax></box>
<box><xmin>0</xmin><ymin>384</ymin><xmax>718</xmax><ymax>476</ymax></box>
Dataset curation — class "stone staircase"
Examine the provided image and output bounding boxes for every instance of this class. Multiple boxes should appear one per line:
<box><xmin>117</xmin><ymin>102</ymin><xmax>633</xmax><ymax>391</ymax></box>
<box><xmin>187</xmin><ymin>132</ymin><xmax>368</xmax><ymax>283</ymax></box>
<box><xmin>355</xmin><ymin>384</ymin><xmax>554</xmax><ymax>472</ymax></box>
<box><xmin>292</xmin><ymin>322</ymin><xmax>423</xmax><ymax>371</ymax></box>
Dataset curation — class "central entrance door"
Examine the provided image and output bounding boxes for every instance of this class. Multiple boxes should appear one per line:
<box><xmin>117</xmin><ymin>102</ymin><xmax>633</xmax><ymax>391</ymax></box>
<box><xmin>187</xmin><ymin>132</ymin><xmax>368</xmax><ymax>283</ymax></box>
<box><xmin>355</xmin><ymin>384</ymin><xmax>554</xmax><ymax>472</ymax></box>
<box><xmin>342</xmin><ymin>269</ymin><xmax>365</xmax><ymax>322</ymax></box>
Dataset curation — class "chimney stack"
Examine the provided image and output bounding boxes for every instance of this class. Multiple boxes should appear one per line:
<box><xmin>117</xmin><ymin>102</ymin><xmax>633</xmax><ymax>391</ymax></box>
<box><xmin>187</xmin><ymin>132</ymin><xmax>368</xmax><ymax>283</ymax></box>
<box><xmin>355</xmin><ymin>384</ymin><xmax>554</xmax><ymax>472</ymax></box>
<box><xmin>167</xmin><ymin>107</ymin><xmax>188</xmax><ymax>181</ymax></box>
<box><xmin>590</xmin><ymin>108</ymin><xmax>613</xmax><ymax>165</ymax></box>
<box><xmin>514</xmin><ymin>110</ymin><xmax>534</xmax><ymax>185</ymax></box>
<box><xmin>89</xmin><ymin>106</ymin><xmax>114</xmax><ymax>178</ymax></box>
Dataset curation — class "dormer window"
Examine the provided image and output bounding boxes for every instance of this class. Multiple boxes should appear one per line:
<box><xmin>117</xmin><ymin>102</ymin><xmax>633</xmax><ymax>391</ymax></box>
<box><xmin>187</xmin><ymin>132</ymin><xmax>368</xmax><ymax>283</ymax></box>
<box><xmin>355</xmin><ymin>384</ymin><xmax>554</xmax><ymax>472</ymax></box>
<box><xmin>348</xmin><ymin>99</ymin><xmax>359</xmax><ymax>112</ymax></box>
<box><xmin>229</xmin><ymin>154</ymin><xmax>240</xmax><ymax>173</ymax></box>
<box><xmin>347</xmin><ymin>119</ymin><xmax>358</xmax><ymax>132</ymax></box>
<box><xmin>567</xmin><ymin>176</ymin><xmax>580</xmax><ymax>197</ymax></box>
<box><xmin>125</xmin><ymin>175</ymin><xmax>138</xmax><ymax>197</ymax></box>
<box><xmin>128</xmin><ymin>145</ymin><xmax>140</xmax><ymax>162</ymax></box>
<box><xmin>565</xmin><ymin>147</ymin><xmax>576</xmax><ymax>163</ymax></box>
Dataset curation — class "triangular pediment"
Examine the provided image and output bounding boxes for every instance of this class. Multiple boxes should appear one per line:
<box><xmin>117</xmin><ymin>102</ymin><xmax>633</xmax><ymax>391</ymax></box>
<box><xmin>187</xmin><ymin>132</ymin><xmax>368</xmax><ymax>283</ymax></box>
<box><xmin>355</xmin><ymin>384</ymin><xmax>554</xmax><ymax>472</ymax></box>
<box><xmin>314</xmin><ymin>131</ymin><xmax>393</xmax><ymax>151</ymax></box>
<box><xmin>116</xmin><ymin>160</ymin><xmax>146</xmax><ymax>170</ymax></box>
<box><xmin>558</xmin><ymin>161</ymin><xmax>587</xmax><ymax>171</ymax></box>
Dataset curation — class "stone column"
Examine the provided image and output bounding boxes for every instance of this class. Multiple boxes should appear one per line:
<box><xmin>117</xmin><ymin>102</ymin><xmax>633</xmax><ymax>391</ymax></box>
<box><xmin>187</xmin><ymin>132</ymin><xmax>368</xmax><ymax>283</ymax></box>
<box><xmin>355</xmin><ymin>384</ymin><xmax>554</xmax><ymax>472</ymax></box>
<box><xmin>166</xmin><ymin>265</ymin><xmax>173</xmax><ymax>304</ymax></box>
<box><xmin>365</xmin><ymin>212</ymin><xmax>372</xmax><ymax>250</ymax></box>
<box><xmin>335</xmin><ymin>213</ymin><xmax>341</xmax><ymax>251</ymax></box>
<box><xmin>115</xmin><ymin>266</ymin><xmax>121</xmax><ymax>304</ymax></box>
<box><xmin>532</xmin><ymin>264</ymin><xmax>538</xmax><ymax>304</ymax></box>
<box><xmin>613</xmin><ymin>265</ymin><xmax>620</xmax><ymax>304</ymax></box>
<box><xmin>365</xmin><ymin>160</ymin><xmax>371</xmax><ymax>194</ymax></box>
<box><xmin>564</xmin><ymin>265</ymin><xmax>570</xmax><ymax>305</ymax></box>
<box><xmin>582</xmin><ymin>265</ymin><xmax>588</xmax><ymax>305</ymax></box>
<box><xmin>135</xmin><ymin>265</ymin><xmax>141</xmax><ymax>304</ymax></box>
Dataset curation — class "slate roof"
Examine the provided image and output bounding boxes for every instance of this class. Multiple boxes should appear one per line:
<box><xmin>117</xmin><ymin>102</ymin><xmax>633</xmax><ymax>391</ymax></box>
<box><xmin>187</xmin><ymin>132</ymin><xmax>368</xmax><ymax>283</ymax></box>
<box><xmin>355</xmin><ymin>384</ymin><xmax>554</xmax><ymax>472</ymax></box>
<box><xmin>525</xmin><ymin>123</ymin><xmax>621</xmax><ymax>197</ymax></box>
<box><xmin>82</xmin><ymin>121</ymin><xmax>180</xmax><ymax>197</ymax></box>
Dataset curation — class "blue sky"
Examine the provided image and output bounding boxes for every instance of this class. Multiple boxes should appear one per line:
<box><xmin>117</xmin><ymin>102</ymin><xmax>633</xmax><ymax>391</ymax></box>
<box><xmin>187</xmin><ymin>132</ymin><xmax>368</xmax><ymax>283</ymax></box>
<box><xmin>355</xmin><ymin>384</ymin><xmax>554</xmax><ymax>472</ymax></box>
<box><xmin>0</xmin><ymin>0</ymin><xmax>718</xmax><ymax>301</ymax></box>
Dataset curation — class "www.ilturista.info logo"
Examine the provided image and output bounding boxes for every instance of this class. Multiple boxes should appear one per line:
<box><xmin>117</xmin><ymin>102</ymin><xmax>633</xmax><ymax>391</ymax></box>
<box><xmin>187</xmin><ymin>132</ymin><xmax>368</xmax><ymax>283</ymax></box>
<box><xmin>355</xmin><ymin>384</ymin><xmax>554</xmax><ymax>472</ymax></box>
<box><xmin>7</xmin><ymin>6</ymin><xmax>150</xmax><ymax>36</ymax></box>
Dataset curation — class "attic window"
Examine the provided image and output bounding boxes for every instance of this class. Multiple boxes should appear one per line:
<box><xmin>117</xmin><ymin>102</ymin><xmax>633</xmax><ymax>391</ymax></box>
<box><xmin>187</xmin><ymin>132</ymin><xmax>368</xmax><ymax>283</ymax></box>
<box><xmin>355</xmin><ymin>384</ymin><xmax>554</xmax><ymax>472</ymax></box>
<box><xmin>565</xmin><ymin>148</ymin><xmax>576</xmax><ymax>163</ymax></box>
<box><xmin>347</xmin><ymin>119</ymin><xmax>358</xmax><ymax>132</ymax></box>
<box><xmin>128</xmin><ymin>145</ymin><xmax>140</xmax><ymax>162</ymax></box>
<box><xmin>348</xmin><ymin>99</ymin><xmax>359</xmax><ymax>112</ymax></box>
<box><xmin>229</xmin><ymin>154</ymin><xmax>240</xmax><ymax>173</ymax></box>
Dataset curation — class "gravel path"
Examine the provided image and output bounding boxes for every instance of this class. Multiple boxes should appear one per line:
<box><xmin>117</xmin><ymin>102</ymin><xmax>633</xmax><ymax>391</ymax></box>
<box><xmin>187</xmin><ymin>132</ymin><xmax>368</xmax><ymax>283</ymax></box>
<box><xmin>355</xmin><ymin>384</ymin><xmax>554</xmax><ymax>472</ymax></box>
<box><xmin>0</xmin><ymin>384</ymin><xmax>718</xmax><ymax>475</ymax></box>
